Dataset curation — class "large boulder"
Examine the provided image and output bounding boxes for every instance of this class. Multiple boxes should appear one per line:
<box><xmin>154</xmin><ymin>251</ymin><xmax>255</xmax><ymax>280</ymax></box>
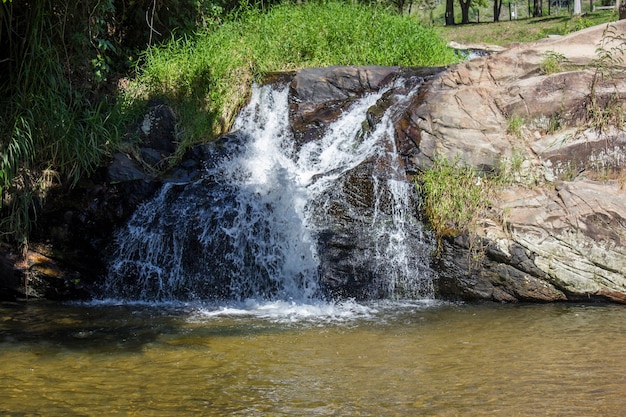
<box><xmin>409</xmin><ymin>21</ymin><xmax>626</xmax><ymax>302</ymax></box>
<box><xmin>408</xmin><ymin>21</ymin><xmax>626</xmax><ymax>172</ymax></box>
<box><xmin>289</xmin><ymin>66</ymin><xmax>441</xmax><ymax>146</ymax></box>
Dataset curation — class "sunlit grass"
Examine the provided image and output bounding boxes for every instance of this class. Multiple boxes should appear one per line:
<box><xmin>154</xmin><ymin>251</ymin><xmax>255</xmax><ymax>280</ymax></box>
<box><xmin>128</xmin><ymin>1</ymin><xmax>460</xmax><ymax>149</ymax></box>
<box><xmin>434</xmin><ymin>11</ymin><xmax>618</xmax><ymax>47</ymax></box>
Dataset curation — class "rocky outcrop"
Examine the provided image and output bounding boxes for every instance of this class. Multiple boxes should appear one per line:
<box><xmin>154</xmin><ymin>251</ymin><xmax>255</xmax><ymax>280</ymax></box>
<box><xmin>2</xmin><ymin>22</ymin><xmax>625</xmax><ymax>303</ymax></box>
<box><xmin>289</xmin><ymin>66</ymin><xmax>440</xmax><ymax>299</ymax></box>
<box><xmin>411</xmin><ymin>21</ymin><xmax>626</xmax><ymax>302</ymax></box>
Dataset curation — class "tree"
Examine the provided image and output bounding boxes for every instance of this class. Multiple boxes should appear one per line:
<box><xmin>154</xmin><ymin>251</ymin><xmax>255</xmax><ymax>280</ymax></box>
<box><xmin>493</xmin><ymin>0</ymin><xmax>503</xmax><ymax>21</ymax></box>
<box><xmin>459</xmin><ymin>0</ymin><xmax>471</xmax><ymax>23</ymax></box>
<box><xmin>446</xmin><ymin>0</ymin><xmax>455</xmax><ymax>25</ymax></box>
<box><xmin>533</xmin><ymin>0</ymin><xmax>543</xmax><ymax>16</ymax></box>
<box><xmin>574</xmin><ymin>0</ymin><xmax>582</xmax><ymax>14</ymax></box>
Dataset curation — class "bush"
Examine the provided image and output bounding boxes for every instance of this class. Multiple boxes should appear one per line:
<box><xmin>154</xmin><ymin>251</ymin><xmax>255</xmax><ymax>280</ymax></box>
<box><xmin>0</xmin><ymin>1</ymin><xmax>124</xmax><ymax>247</ymax></box>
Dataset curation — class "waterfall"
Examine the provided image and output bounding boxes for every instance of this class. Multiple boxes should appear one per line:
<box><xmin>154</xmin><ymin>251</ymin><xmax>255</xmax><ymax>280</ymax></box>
<box><xmin>103</xmin><ymin>77</ymin><xmax>434</xmax><ymax>302</ymax></box>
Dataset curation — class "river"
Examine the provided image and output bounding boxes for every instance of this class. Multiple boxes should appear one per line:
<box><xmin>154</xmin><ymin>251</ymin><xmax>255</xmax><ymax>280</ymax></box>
<box><xmin>1</xmin><ymin>300</ymin><xmax>624</xmax><ymax>416</ymax></box>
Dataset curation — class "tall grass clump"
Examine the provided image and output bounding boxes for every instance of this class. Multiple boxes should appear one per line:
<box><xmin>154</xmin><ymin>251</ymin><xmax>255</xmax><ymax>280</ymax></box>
<box><xmin>585</xmin><ymin>23</ymin><xmax>626</xmax><ymax>132</ymax></box>
<box><xmin>127</xmin><ymin>0</ymin><xmax>459</xmax><ymax>149</ymax></box>
<box><xmin>1</xmin><ymin>1</ymin><xmax>122</xmax><ymax>248</ymax></box>
<box><xmin>416</xmin><ymin>156</ymin><xmax>496</xmax><ymax>261</ymax></box>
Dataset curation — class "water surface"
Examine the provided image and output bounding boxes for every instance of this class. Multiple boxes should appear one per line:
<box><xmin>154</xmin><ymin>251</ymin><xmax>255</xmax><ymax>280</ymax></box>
<box><xmin>1</xmin><ymin>301</ymin><xmax>624</xmax><ymax>416</ymax></box>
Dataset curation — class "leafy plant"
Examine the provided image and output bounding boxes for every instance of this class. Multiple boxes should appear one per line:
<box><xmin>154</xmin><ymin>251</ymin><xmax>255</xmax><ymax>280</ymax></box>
<box><xmin>564</xmin><ymin>16</ymin><xmax>595</xmax><ymax>33</ymax></box>
<box><xmin>495</xmin><ymin>148</ymin><xmax>528</xmax><ymax>184</ymax></box>
<box><xmin>0</xmin><ymin>1</ymin><xmax>122</xmax><ymax>248</ymax></box>
<box><xmin>416</xmin><ymin>156</ymin><xmax>495</xmax><ymax>261</ymax></box>
<box><xmin>540</xmin><ymin>50</ymin><xmax>571</xmax><ymax>75</ymax></box>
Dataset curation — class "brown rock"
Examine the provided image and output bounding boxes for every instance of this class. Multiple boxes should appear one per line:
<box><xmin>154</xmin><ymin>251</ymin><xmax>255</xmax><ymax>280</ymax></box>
<box><xmin>417</xmin><ymin>21</ymin><xmax>626</xmax><ymax>302</ymax></box>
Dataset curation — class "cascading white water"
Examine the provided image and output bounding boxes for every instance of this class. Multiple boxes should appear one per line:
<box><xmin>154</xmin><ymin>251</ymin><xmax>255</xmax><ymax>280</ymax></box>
<box><xmin>104</xmin><ymin>78</ymin><xmax>434</xmax><ymax>302</ymax></box>
<box><xmin>367</xmin><ymin>86</ymin><xmax>434</xmax><ymax>299</ymax></box>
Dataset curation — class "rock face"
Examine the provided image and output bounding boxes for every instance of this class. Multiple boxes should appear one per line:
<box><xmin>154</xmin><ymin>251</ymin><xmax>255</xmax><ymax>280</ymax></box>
<box><xmin>102</xmin><ymin>67</ymin><xmax>440</xmax><ymax>301</ymax></box>
<box><xmin>411</xmin><ymin>21</ymin><xmax>626</xmax><ymax>302</ymax></box>
<box><xmin>288</xmin><ymin>66</ymin><xmax>441</xmax><ymax>299</ymax></box>
<box><xmin>289</xmin><ymin>66</ymin><xmax>401</xmax><ymax>144</ymax></box>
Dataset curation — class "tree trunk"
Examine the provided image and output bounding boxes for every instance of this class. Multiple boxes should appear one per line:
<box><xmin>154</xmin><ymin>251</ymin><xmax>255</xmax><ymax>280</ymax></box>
<box><xmin>459</xmin><ymin>0</ymin><xmax>471</xmax><ymax>23</ymax></box>
<box><xmin>533</xmin><ymin>0</ymin><xmax>542</xmax><ymax>16</ymax></box>
<box><xmin>446</xmin><ymin>0</ymin><xmax>456</xmax><ymax>25</ymax></box>
<box><xmin>494</xmin><ymin>0</ymin><xmax>503</xmax><ymax>21</ymax></box>
<box><xmin>573</xmin><ymin>0</ymin><xmax>582</xmax><ymax>14</ymax></box>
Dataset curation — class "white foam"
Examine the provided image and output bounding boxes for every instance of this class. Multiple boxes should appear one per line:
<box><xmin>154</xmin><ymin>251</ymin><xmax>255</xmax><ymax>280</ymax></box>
<box><xmin>187</xmin><ymin>298</ymin><xmax>444</xmax><ymax>324</ymax></box>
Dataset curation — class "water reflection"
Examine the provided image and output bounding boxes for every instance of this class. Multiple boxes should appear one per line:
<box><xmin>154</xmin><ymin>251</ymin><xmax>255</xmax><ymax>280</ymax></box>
<box><xmin>1</xmin><ymin>301</ymin><xmax>625</xmax><ymax>415</ymax></box>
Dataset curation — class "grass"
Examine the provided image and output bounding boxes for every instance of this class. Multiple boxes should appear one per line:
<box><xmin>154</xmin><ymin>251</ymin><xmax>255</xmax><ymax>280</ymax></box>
<box><xmin>585</xmin><ymin>23</ymin><xmax>626</xmax><ymax>132</ymax></box>
<box><xmin>416</xmin><ymin>156</ymin><xmax>495</xmax><ymax>256</ymax></box>
<box><xmin>507</xmin><ymin>114</ymin><xmax>525</xmax><ymax>138</ymax></box>
<box><xmin>125</xmin><ymin>1</ymin><xmax>460</xmax><ymax>151</ymax></box>
<box><xmin>434</xmin><ymin>10</ymin><xmax>618</xmax><ymax>47</ymax></box>
<box><xmin>540</xmin><ymin>50</ymin><xmax>571</xmax><ymax>74</ymax></box>
<box><xmin>0</xmin><ymin>2</ymin><xmax>122</xmax><ymax>247</ymax></box>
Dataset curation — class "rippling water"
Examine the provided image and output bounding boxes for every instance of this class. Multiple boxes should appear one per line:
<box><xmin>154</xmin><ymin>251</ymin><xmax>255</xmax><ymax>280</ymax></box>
<box><xmin>1</xmin><ymin>301</ymin><xmax>625</xmax><ymax>416</ymax></box>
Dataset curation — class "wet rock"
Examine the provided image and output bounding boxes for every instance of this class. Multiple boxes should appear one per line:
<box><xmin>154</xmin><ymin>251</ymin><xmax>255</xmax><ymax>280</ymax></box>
<box><xmin>0</xmin><ymin>244</ymin><xmax>89</xmax><ymax>301</ymax></box>
<box><xmin>289</xmin><ymin>66</ymin><xmax>401</xmax><ymax>146</ymax></box>
<box><xmin>140</xmin><ymin>100</ymin><xmax>178</xmax><ymax>154</ymax></box>
<box><xmin>107</xmin><ymin>153</ymin><xmax>150</xmax><ymax>182</ymax></box>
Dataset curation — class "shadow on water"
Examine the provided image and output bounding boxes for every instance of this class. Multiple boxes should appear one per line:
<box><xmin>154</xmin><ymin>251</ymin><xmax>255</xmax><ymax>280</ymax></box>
<box><xmin>1</xmin><ymin>299</ymin><xmax>620</xmax><ymax>354</ymax></box>
<box><xmin>0</xmin><ymin>301</ymin><xmax>291</xmax><ymax>354</ymax></box>
<box><xmin>0</xmin><ymin>302</ymin><xmax>171</xmax><ymax>353</ymax></box>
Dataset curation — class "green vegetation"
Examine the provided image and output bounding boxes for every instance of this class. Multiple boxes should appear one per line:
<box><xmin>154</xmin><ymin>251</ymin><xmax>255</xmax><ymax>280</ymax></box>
<box><xmin>127</xmin><ymin>1</ymin><xmax>459</xmax><ymax>148</ymax></box>
<box><xmin>507</xmin><ymin>114</ymin><xmax>525</xmax><ymax>138</ymax></box>
<box><xmin>0</xmin><ymin>1</ymin><xmax>124</xmax><ymax>247</ymax></box>
<box><xmin>416</xmin><ymin>156</ymin><xmax>495</xmax><ymax>256</ymax></box>
<box><xmin>540</xmin><ymin>50</ymin><xmax>571</xmax><ymax>74</ymax></box>
<box><xmin>585</xmin><ymin>23</ymin><xmax>626</xmax><ymax>131</ymax></box>
<box><xmin>434</xmin><ymin>11</ymin><xmax>617</xmax><ymax>46</ymax></box>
